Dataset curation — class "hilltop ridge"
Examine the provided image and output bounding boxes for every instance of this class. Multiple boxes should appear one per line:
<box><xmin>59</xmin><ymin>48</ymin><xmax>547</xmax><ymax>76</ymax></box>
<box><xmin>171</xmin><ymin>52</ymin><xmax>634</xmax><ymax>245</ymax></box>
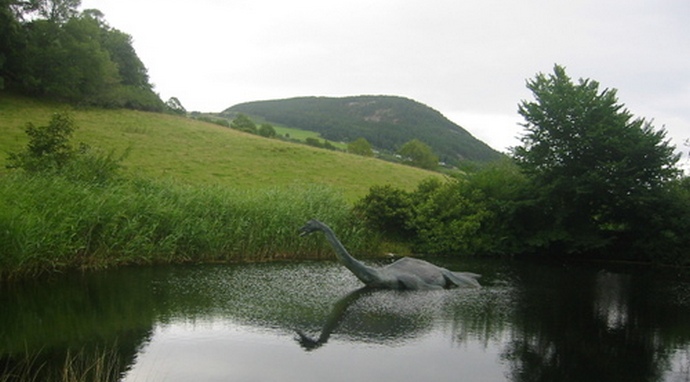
<box><xmin>223</xmin><ymin>95</ymin><xmax>503</xmax><ymax>164</ymax></box>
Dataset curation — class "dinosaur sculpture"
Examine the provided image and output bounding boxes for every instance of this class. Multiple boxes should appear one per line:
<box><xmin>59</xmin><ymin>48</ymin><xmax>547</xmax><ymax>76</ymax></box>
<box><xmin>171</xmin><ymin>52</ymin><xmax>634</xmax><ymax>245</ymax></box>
<box><xmin>299</xmin><ymin>219</ymin><xmax>480</xmax><ymax>290</ymax></box>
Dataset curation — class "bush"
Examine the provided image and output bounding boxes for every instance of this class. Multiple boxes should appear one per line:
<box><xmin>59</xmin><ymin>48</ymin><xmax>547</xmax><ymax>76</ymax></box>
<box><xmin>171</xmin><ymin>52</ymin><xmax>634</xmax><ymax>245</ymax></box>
<box><xmin>258</xmin><ymin>123</ymin><xmax>277</xmax><ymax>138</ymax></box>
<box><xmin>6</xmin><ymin>112</ymin><xmax>77</xmax><ymax>173</ymax></box>
<box><xmin>6</xmin><ymin>112</ymin><xmax>125</xmax><ymax>184</ymax></box>
<box><xmin>354</xmin><ymin>184</ymin><xmax>414</xmax><ymax>239</ymax></box>
<box><xmin>355</xmin><ymin>162</ymin><xmax>534</xmax><ymax>256</ymax></box>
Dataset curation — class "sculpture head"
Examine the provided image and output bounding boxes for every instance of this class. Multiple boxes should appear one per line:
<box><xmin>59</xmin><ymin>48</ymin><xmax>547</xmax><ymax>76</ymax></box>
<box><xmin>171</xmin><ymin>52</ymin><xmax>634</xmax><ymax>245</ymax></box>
<box><xmin>299</xmin><ymin>219</ymin><xmax>325</xmax><ymax>237</ymax></box>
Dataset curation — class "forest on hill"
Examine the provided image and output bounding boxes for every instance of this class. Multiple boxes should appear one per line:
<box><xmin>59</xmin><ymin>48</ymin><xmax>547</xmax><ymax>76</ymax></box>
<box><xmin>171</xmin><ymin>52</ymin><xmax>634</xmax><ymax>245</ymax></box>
<box><xmin>0</xmin><ymin>0</ymin><xmax>164</xmax><ymax>111</ymax></box>
<box><xmin>223</xmin><ymin>95</ymin><xmax>503</xmax><ymax>164</ymax></box>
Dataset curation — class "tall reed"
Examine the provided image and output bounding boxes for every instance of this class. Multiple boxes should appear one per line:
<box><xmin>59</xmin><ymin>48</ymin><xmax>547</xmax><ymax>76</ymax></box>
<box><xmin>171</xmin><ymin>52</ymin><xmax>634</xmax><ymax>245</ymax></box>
<box><xmin>0</xmin><ymin>346</ymin><xmax>121</xmax><ymax>382</ymax></box>
<box><xmin>0</xmin><ymin>173</ymin><xmax>379</xmax><ymax>279</ymax></box>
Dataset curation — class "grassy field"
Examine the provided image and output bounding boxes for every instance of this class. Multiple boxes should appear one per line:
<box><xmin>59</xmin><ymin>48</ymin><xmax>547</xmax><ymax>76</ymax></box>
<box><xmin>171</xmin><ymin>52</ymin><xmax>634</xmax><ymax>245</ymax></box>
<box><xmin>0</xmin><ymin>93</ymin><xmax>441</xmax><ymax>202</ymax></box>
<box><xmin>0</xmin><ymin>93</ymin><xmax>446</xmax><ymax>277</ymax></box>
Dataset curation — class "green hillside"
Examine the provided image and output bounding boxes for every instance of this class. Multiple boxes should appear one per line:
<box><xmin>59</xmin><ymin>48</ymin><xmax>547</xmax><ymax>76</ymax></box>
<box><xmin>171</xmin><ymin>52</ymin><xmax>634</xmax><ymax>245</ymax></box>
<box><xmin>223</xmin><ymin>95</ymin><xmax>503</xmax><ymax>164</ymax></box>
<box><xmin>0</xmin><ymin>93</ymin><xmax>442</xmax><ymax>201</ymax></box>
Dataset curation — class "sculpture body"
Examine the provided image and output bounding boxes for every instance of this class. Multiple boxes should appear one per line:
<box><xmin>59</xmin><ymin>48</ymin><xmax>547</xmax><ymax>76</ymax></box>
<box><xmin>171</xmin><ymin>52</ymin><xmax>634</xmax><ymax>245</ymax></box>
<box><xmin>299</xmin><ymin>219</ymin><xmax>480</xmax><ymax>290</ymax></box>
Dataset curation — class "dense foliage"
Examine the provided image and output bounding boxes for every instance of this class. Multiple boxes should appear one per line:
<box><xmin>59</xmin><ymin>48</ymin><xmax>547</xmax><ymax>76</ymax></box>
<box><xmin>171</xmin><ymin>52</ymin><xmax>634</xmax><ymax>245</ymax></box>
<box><xmin>0</xmin><ymin>0</ymin><xmax>164</xmax><ymax>110</ymax></box>
<box><xmin>356</xmin><ymin>66</ymin><xmax>690</xmax><ymax>265</ymax></box>
<box><xmin>355</xmin><ymin>160</ymin><xmax>533</xmax><ymax>256</ymax></box>
<box><xmin>223</xmin><ymin>95</ymin><xmax>503</xmax><ymax>164</ymax></box>
<box><xmin>514</xmin><ymin>65</ymin><xmax>684</xmax><ymax>258</ymax></box>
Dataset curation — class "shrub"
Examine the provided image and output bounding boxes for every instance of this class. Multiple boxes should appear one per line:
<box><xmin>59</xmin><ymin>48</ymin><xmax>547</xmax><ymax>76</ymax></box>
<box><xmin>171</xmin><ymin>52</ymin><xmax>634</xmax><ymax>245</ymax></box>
<box><xmin>353</xmin><ymin>184</ymin><xmax>414</xmax><ymax>239</ymax></box>
<box><xmin>355</xmin><ymin>162</ymin><xmax>534</xmax><ymax>256</ymax></box>
<box><xmin>6</xmin><ymin>112</ymin><xmax>125</xmax><ymax>184</ymax></box>
<box><xmin>6</xmin><ymin>112</ymin><xmax>77</xmax><ymax>173</ymax></box>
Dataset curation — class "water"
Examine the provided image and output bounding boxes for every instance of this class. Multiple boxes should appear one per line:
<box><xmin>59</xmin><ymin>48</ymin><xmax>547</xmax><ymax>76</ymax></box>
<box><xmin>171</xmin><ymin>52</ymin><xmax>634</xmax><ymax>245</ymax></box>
<box><xmin>1</xmin><ymin>258</ymin><xmax>690</xmax><ymax>381</ymax></box>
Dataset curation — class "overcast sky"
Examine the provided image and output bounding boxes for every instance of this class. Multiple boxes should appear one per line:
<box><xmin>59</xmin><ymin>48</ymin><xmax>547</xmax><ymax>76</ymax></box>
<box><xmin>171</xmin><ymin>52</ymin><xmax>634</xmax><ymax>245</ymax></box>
<box><xmin>80</xmin><ymin>0</ymin><xmax>690</xmax><ymax>158</ymax></box>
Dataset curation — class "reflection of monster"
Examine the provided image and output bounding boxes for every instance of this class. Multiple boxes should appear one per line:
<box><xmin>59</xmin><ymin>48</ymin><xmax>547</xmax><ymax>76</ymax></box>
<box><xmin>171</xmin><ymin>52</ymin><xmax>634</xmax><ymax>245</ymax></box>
<box><xmin>299</xmin><ymin>219</ymin><xmax>481</xmax><ymax>290</ymax></box>
<box><xmin>296</xmin><ymin>288</ymin><xmax>372</xmax><ymax>351</ymax></box>
<box><xmin>295</xmin><ymin>288</ymin><xmax>439</xmax><ymax>351</ymax></box>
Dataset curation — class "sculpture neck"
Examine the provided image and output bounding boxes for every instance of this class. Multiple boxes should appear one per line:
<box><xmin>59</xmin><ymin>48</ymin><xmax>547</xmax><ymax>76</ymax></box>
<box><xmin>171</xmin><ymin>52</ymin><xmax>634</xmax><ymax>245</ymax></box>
<box><xmin>319</xmin><ymin>224</ymin><xmax>379</xmax><ymax>285</ymax></box>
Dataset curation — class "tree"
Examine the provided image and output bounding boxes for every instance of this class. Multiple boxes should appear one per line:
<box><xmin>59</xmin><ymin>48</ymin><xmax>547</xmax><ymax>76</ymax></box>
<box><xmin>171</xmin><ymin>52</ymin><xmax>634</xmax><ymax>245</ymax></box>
<box><xmin>99</xmin><ymin>25</ymin><xmax>151</xmax><ymax>89</ymax></box>
<box><xmin>165</xmin><ymin>97</ymin><xmax>186</xmax><ymax>115</ymax></box>
<box><xmin>0</xmin><ymin>0</ymin><xmax>23</xmax><ymax>89</ymax></box>
<box><xmin>1</xmin><ymin>4</ymin><xmax>163</xmax><ymax>110</ymax></box>
<box><xmin>513</xmin><ymin>64</ymin><xmax>681</xmax><ymax>254</ymax></box>
<box><xmin>19</xmin><ymin>16</ymin><xmax>120</xmax><ymax>103</ymax></box>
<box><xmin>398</xmin><ymin>139</ymin><xmax>438</xmax><ymax>170</ymax></box>
<box><xmin>304</xmin><ymin>137</ymin><xmax>323</xmax><ymax>148</ymax></box>
<box><xmin>230</xmin><ymin>114</ymin><xmax>257</xmax><ymax>134</ymax></box>
<box><xmin>14</xmin><ymin>0</ymin><xmax>81</xmax><ymax>23</ymax></box>
<box><xmin>40</xmin><ymin>0</ymin><xmax>80</xmax><ymax>22</ymax></box>
<box><xmin>348</xmin><ymin>137</ymin><xmax>374</xmax><ymax>157</ymax></box>
<box><xmin>323</xmin><ymin>140</ymin><xmax>337</xmax><ymax>151</ymax></box>
<box><xmin>258</xmin><ymin>123</ymin><xmax>276</xmax><ymax>138</ymax></box>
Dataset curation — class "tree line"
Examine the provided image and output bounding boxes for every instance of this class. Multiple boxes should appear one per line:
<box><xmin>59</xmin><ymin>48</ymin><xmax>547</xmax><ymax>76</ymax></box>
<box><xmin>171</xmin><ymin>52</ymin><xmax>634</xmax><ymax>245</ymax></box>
<box><xmin>0</xmin><ymin>0</ymin><xmax>164</xmax><ymax>111</ymax></box>
<box><xmin>355</xmin><ymin>65</ymin><xmax>690</xmax><ymax>265</ymax></box>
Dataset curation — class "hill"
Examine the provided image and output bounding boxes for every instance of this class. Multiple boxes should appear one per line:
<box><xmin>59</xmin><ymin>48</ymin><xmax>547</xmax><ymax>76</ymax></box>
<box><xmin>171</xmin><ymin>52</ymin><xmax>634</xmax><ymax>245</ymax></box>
<box><xmin>222</xmin><ymin>95</ymin><xmax>503</xmax><ymax>164</ymax></box>
<box><xmin>0</xmin><ymin>93</ymin><xmax>442</xmax><ymax>201</ymax></box>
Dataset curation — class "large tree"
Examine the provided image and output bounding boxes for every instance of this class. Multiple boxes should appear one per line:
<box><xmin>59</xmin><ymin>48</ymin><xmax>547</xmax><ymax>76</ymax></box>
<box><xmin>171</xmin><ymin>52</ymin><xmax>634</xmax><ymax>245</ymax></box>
<box><xmin>513</xmin><ymin>65</ymin><xmax>681</xmax><ymax>254</ymax></box>
<box><xmin>348</xmin><ymin>137</ymin><xmax>374</xmax><ymax>157</ymax></box>
<box><xmin>398</xmin><ymin>139</ymin><xmax>438</xmax><ymax>170</ymax></box>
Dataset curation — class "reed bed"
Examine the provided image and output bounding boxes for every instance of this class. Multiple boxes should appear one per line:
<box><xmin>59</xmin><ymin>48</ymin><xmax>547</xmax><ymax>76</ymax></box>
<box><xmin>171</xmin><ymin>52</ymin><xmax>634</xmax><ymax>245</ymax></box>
<box><xmin>0</xmin><ymin>346</ymin><xmax>121</xmax><ymax>382</ymax></box>
<box><xmin>0</xmin><ymin>173</ymin><xmax>379</xmax><ymax>279</ymax></box>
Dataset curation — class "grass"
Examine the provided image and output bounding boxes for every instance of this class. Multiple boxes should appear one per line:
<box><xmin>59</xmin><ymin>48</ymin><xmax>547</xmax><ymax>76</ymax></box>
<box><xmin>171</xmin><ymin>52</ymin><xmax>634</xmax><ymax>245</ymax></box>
<box><xmin>0</xmin><ymin>172</ymin><xmax>381</xmax><ymax>278</ymax></box>
<box><xmin>1</xmin><ymin>347</ymin><xmax>121</xmax><ymax>382</ymax></box>
<box><xmin>0</xmin><ymin>93</ymin><xmax>442</xmax><ymax>202</ymax></box>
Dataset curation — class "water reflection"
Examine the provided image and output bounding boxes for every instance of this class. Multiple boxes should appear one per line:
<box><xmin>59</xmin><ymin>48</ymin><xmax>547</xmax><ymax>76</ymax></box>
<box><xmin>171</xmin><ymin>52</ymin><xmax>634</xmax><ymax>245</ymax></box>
<box><xmin>295</xmin><ymin>288</ymin><xmax>373</xmax><ymax>350</ymax></box>
<box><xmin>501</xmin><ymin>263</ymin><xmax>690</xmax><ymax>382</ymax></box>
<box><xmin>1</xmin><ymin>260</ymin><xmax>689</xmax><ymax>381</ymax></box>
<box><xmin>594</xmin><ymin>271</ymin><xmax>631</xmax><ymax>330</ymax></box>
<box><xmin>294</xmin><ymin>287</ymin><xmax>466</xmax><ymax>350</ymax></box>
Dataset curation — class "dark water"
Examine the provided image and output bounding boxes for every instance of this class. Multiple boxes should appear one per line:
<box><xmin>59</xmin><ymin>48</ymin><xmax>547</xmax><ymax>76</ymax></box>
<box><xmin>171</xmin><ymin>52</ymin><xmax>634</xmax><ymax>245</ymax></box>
<box><xmin>2</xmin><ymin>258</ymin><xmax>690</xmax><ymax>381</ymax></box>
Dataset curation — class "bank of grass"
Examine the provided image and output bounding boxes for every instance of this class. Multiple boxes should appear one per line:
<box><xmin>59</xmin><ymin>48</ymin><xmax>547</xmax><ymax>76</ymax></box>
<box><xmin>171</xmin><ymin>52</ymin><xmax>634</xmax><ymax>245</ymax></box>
<box><xmin>0</xmin><ymin>172</ymin><xmax>379</xmax><ymax>279</ymax></box>
<box><xmin>0</xmin><ymin>93</ymin><xmax>442</xmax><ymax>202</ymax></box>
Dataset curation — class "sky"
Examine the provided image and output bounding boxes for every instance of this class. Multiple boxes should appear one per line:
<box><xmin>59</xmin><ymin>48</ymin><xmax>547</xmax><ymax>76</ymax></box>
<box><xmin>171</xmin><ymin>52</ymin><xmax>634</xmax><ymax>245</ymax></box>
<box><xmin>80</xmin><ymin>0</ymin><xmax>690</xmax><ymax>159</ymax></box>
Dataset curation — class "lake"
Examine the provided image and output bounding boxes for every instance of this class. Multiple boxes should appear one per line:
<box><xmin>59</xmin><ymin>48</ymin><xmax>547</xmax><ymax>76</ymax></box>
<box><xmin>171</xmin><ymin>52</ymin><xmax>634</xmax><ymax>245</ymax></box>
<box><xmin>1</xmin><ymin>258</ymin><xmax>689</xmax><ymax>381</ymax></box>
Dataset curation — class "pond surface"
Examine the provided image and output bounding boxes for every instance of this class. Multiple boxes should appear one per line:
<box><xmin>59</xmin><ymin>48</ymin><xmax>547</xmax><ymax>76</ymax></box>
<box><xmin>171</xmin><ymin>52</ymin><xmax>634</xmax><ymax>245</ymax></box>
<box><xmin>2</xmin><ymin>258</ymin><xmax>690</xmax><ymax>381</ymax></box>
